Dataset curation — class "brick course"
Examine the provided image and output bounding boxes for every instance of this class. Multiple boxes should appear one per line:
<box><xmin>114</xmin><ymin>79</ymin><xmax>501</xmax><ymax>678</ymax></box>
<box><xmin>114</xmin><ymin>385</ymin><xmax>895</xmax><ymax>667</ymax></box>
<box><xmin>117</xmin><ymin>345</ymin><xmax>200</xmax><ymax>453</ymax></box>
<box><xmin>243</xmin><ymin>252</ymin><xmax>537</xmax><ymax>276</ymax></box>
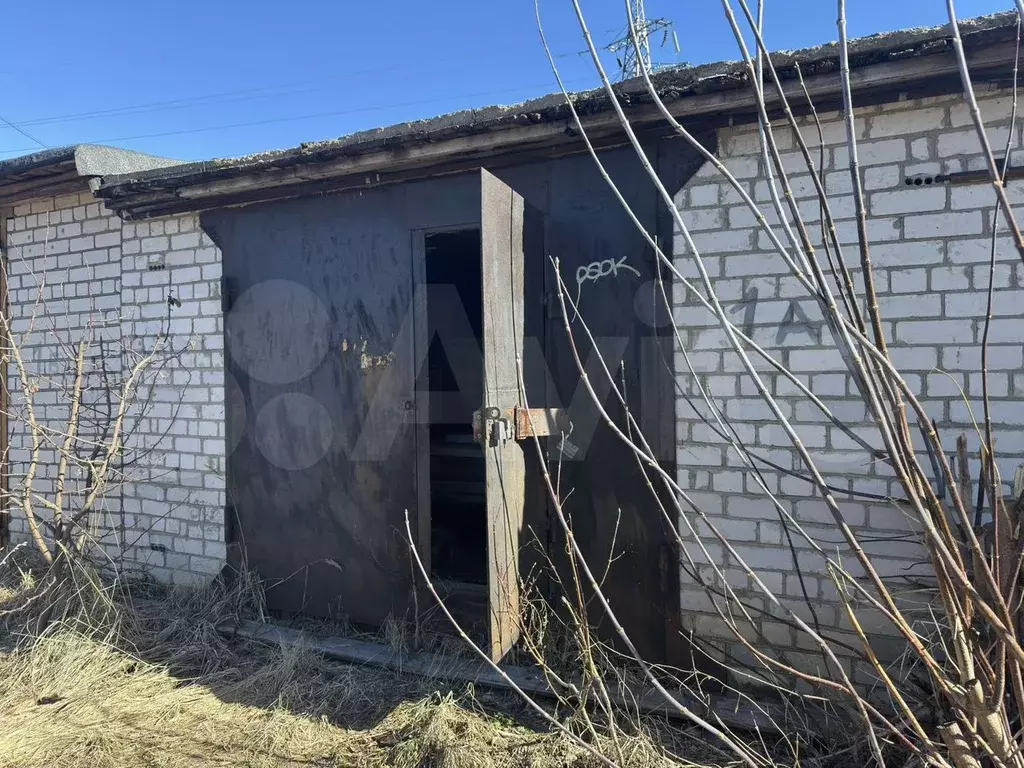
<box><xmin>3</xmin><ymin>193</ymin><xmax>224</xmax><ymax>584</ymax></box>
<box><xmin>673</xmin><ymin>88</ymin><xmax>1024</xmax><ymax>676</ymax></box>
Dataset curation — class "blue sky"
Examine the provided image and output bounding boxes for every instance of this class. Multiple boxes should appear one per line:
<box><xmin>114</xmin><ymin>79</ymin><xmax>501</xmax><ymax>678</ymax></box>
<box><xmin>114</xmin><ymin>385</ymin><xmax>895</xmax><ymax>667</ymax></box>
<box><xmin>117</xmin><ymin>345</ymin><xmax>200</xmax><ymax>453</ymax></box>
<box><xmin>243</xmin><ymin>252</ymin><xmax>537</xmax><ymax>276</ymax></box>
<box><xmin>0</xmin><ymin>0</ymin><xmax>1011</xmax><ymax>163</ymax></box>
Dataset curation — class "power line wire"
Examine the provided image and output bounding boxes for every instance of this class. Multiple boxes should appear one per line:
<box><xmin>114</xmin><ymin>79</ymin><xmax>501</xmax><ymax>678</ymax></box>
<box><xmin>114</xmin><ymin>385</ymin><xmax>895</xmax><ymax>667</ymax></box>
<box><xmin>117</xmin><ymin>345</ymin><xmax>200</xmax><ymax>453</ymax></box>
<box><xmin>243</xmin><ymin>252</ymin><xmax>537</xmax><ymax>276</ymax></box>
<box><xmin>0</xmin><ymin>75</ymin><xmax>597</xmax><ymax>156</ymax></box>
<box><xmin>0</xmin><ymin>113</ymin><xmax>47</xmax><ymax>149</ymax></box>
<box><xmin>5</xmin><ymin>47</ymin><xmax>594</xmax><ymax>131</ymax></box>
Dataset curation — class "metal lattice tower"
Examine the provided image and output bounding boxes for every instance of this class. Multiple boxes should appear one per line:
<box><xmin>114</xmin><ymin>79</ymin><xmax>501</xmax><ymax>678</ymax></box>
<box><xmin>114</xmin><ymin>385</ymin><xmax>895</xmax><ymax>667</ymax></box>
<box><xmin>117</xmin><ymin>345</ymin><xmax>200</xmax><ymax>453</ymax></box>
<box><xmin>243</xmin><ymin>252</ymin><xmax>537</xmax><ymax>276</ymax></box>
<box><xmin>607</xmin><ymin>1</ymin><xmax>678</xmax><ymax>80</ymax></box>
<box><xmin>625</xmin><ymin>0</ymin><xmax>652</xmax><ymax>78</ymax></box>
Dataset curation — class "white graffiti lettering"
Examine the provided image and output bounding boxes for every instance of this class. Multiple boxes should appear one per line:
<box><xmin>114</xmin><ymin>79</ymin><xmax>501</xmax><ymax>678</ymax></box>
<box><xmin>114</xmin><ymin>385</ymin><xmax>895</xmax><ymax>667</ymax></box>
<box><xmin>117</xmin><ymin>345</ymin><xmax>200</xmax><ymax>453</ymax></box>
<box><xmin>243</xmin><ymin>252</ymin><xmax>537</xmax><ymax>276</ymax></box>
<box><xmin>576</xmin><ymin>255</ymin><xmax>641</xmax><ymax>288</ymax></box>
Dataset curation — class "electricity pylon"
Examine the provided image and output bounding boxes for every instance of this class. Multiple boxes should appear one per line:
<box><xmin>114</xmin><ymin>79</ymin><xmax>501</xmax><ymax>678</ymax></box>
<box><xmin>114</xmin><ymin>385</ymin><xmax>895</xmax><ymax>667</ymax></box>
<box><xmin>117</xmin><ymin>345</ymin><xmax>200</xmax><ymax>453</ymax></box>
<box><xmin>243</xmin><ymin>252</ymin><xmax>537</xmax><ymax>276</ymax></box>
<box><xmin>606</xmin><ymin>0</ymin><xmax>679</xmax><ymax>80</ymax></box>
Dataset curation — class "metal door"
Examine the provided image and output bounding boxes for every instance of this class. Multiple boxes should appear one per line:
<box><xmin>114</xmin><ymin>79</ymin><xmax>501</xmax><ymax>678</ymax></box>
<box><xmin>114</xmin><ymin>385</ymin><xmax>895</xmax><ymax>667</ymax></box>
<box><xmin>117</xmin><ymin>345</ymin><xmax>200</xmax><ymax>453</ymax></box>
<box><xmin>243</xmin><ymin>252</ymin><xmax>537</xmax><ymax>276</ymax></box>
<box><xmin>205</xmin><ymin>188</ymin><xmax>419</xmax><ymax>623</ymax></box>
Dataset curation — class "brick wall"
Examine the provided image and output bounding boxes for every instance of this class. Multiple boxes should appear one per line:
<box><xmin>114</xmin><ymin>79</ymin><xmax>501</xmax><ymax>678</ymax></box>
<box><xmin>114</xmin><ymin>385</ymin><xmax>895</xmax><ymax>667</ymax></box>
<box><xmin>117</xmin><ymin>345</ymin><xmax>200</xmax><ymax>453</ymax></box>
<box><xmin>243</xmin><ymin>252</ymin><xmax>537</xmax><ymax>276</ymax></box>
<box><xmin>119</xmin><ymin>216</ymin><xmax>226</xmax><ymax>584</ymax></box>
<box><xmin>4</xmin><ymin>192</ymin><xmax>123</xmax><ymax>557</ymax></box>
<box><xmin>2</xmin><ymin>193</ymin><xmax>225</xmax><ymax>585</ymax></box>
<box><xmin>672</xmin><ymin>88</ymin><xmax>1024</xmax><ymax>678</ymax></box>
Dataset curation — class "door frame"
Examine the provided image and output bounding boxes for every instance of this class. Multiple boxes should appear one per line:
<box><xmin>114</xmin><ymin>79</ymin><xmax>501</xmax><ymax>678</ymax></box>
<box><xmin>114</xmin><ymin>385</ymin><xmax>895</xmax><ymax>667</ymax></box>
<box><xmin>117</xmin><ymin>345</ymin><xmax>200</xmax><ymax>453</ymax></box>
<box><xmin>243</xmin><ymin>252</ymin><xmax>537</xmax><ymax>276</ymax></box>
<box><xmin>410</xmin><ymin>221</ymin><xmax>480</xmax><ymax>583</ymax></box>
<box><xmin>410</xmin><ymin>172</ymin><xmax>545</xmax><ymax>662</ymax></box>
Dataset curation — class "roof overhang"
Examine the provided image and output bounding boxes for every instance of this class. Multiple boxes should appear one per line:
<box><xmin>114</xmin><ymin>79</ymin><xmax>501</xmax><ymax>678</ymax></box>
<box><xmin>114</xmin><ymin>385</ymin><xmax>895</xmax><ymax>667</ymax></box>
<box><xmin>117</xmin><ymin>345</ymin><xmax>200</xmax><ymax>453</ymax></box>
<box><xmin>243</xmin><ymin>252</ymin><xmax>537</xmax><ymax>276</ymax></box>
<box><xmin>0</xmin><ymin>145</ymin><xmax>180</xmax><ymax>209</ymax></box>
<box><xmin>97</xmin><ymin>11</ymin><xmax>1023</xmax><ymax>219</ymax></box>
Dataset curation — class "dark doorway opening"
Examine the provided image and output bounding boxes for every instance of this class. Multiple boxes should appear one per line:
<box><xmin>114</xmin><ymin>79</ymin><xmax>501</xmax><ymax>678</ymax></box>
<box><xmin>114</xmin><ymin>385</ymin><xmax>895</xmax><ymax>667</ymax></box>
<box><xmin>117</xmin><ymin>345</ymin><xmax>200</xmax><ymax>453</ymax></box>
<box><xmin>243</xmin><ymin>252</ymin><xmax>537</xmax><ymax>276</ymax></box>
<box><xmin>424</xmin><ymin>229</ymin><xmax>486</xmax><ymax>585</ymax></box>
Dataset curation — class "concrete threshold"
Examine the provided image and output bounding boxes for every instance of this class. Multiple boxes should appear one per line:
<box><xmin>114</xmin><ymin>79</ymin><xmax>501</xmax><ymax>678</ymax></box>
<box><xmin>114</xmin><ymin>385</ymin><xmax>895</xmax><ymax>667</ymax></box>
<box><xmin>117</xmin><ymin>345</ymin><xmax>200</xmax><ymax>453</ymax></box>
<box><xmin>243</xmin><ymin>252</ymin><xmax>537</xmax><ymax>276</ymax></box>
<box><xmin>218</xmin><ymin>618</ymin><xmax>783</xmax><ymax>733</ymax></box>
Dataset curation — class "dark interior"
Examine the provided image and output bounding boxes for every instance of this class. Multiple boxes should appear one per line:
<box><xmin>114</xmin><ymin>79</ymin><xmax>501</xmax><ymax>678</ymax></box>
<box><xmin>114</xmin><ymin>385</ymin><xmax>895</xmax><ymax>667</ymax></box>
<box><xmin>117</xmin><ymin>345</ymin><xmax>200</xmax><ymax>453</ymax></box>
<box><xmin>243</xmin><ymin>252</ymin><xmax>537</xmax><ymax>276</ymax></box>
<box><xmin>424</xmin><ymin>229</ymin><xmax>487</xmax><ymax>584</ymax></box>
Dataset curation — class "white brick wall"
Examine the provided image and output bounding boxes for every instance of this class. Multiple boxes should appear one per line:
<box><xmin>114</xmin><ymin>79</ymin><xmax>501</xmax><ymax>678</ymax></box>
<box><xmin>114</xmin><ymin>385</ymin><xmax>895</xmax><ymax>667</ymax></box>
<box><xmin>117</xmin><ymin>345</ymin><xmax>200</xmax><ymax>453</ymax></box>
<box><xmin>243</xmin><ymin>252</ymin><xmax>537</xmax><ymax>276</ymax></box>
<box><xmin>4</xmin><ymin>192</ymin><xmax>124</xmax><ymax>557</ymax></box>
<box><xmin>3</xmin><ymin>194</ymin><xmax>225</xmax><ymax>585</ymax></box>
<box><xmin>673</xmin><ymin>89</ymin><xmax>1024</xmax><ymax>679</ymax></box>
<box><xmin>118</xmin><ymin>215</ymin><xmax>225</xmax><ymax>585</ymax></box>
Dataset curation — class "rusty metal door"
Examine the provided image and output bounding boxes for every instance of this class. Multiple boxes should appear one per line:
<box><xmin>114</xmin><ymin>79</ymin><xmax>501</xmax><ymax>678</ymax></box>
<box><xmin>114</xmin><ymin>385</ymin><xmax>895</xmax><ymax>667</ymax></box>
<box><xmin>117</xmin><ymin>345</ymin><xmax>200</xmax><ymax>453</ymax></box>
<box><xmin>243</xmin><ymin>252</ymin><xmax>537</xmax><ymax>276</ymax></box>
<box><xmin>479</xmin><ymin>169</ymin><xmax>543</xmax><ymax>661</ymax></box>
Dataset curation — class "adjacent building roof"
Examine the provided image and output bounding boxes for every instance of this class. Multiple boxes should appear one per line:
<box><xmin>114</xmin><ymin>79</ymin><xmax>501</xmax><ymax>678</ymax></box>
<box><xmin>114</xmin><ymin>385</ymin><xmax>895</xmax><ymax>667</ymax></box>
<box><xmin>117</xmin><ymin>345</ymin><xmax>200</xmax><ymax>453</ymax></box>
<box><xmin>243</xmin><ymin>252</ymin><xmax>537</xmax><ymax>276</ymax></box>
<box><xmin>14</xmin><ymin>12</ymin><xmax>1024</xmax><ymax>218</ymax></box>
<box><xmin>0</xmin><ymin>144</ymin><xmax>180</xmax><ymax>208</ymax></box>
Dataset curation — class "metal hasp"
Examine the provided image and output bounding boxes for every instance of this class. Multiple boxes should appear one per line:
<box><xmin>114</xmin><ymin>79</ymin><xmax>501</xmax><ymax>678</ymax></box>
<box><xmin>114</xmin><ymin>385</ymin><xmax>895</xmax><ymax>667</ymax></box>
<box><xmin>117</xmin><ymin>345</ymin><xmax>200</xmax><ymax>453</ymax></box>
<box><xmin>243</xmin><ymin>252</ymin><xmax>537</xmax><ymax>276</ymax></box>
<box><xmin>513</xmin><ymin>406</ymin><xmax>567</xmax><ymax>439</ymax></box>
<box><xmin>473</xmin><ymin>405</ymin><xmax>568</xmax><ymax>445</ymax></box>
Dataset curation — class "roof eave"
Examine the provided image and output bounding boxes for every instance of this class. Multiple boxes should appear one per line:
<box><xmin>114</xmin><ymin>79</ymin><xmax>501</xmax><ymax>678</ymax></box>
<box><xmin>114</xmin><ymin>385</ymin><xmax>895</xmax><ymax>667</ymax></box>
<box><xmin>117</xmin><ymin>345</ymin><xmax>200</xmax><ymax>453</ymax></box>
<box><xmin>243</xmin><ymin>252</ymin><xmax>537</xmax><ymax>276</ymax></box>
<box><xmin>0</xmin><ymin>158</ymin><xmax>89</xmax><ymax>209</ymax></box>
<box><xmin>0</xmin><ymin>145</ymin><xmax>183</xmax><ymax>208</ymax></box>
<box><xmin>98</xmin><ymin>13</ymin><xmax>1024</xmax><ymax>219</ymax></box>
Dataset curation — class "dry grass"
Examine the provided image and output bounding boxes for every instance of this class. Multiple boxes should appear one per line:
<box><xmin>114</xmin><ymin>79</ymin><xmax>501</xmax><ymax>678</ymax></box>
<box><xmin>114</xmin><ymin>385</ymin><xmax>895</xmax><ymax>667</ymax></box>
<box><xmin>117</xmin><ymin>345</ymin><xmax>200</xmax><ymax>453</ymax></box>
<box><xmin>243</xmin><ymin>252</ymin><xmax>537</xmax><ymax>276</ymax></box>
<box><xmin>0</xmin><ymin>632</ymin><xmax>371</xmax><ymax>767</ymax></box>
<box><xmin>0</xmin><ymin>554</ymin><xmax>724</xmax><ymax>768</ymax></box>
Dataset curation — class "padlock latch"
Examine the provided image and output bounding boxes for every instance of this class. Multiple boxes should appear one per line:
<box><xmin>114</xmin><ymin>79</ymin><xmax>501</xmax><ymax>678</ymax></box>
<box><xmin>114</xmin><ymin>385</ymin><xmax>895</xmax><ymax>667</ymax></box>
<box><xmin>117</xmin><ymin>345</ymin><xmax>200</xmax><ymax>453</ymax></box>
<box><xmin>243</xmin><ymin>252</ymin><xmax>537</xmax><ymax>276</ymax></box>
<box><xmin>472</xmin><ymin>405</ymin><xmax>568</xmax><ymax>446</ymax></box>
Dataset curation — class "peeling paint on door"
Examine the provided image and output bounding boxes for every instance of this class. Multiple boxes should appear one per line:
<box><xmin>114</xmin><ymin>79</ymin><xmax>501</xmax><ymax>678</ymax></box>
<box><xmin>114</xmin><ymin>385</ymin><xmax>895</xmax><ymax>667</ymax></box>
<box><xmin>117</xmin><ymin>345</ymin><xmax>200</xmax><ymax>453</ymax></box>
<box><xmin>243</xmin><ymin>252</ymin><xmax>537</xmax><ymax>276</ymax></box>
<box><xmin>341</xmin><ymin>337</ymin><xmax>396</xmax><ymax>370</ymax></box>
